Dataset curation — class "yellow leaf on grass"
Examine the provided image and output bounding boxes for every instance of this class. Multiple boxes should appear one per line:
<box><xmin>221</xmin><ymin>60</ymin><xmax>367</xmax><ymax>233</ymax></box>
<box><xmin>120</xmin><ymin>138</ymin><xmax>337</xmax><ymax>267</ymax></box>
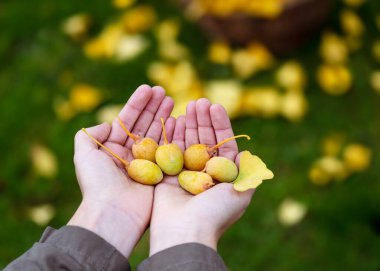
<box><xmin>69</xmin><ymin>84</ymin><xmax>102</xmax><ymax>112</ymax></box>
<box><xmin>62</xmin><ymin>13</ymin><xmax>91</xmax><ymax>41</ymax></box>
<box><xmin>233</xmin><ymin>151</ymin><xmax>274</xmax><ymax>192</ymax></box>
<box><xmin>112</xmin><ymin>0</ymin><xmax>135</xmax><ymax>9</ymax></box>
<box><xmin>278</xmin><ymin>198</ymin><xmax>307</xmax><ymax>227</ymax></box>
<box><xmin>31</xmin><ymin>145</ymin><xmax>58</xmax><ymax>179</ymax></box>
<box><xmin>208</xmin><ymin>41</ymin><xmax>231</xmax><ymax>65</ymax></box>
<box><xmin>28</xmin><ymin>204</ymin><xmax>56</xmax><ymax>226</ymax></box>
<box><xmin>343</xmin><ymin>143</ymin><xmax>372</xmax><ymax>172</ymax></box>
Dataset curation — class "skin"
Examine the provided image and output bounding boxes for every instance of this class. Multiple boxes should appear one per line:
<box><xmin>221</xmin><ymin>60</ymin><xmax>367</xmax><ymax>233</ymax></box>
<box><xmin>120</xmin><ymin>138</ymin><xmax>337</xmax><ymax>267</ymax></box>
<box><xmin>150</xmin><ymin>98</ymin><xmax>255</xmax><ymax>255</ymax></box>
<box><xmin>68</xmin><ymin>85</ymin><xmax>174</xmax><ymax>258</ymax></box>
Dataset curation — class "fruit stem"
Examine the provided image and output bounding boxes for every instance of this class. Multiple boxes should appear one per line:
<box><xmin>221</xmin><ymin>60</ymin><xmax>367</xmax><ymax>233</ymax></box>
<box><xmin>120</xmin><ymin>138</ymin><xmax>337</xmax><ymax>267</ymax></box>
<box><xmin>118</xmin><ymin>117</ymin><xmax>139</xmax><ymax>142</ymax></box>
<box><xmin>211</xmin><ymin>135</ymin><xmax>251</xmax><ymax>151</ymax></box>
<box><xmin>160</xmin><ymin>117</ymin><xmax>168</xmax><ymax>145</ymax></box>
<box><xmin>82</xmin><ymin>128</ymin><xmax>129</xmax><ymax>168</ymax></box>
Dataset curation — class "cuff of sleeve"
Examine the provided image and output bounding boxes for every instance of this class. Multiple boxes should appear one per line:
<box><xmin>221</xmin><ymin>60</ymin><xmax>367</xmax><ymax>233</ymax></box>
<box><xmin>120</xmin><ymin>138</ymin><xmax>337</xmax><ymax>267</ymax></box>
<box><xmin>40</xmin><ymin>226</ymin><xmax>130</xmax><ymax>271</ymax></box>
<box><xmin>137</xmin><ymin>243</ymin><xmax>227</xmax><ymax>271</ymax></box>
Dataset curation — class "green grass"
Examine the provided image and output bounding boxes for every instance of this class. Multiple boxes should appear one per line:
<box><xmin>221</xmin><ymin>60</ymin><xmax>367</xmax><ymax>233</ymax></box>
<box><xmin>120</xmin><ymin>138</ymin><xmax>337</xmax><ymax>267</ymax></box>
<box><xmin>0</xmin><ymin>0</ymin><xmax>379</xmax><ymax>269</ymax></box>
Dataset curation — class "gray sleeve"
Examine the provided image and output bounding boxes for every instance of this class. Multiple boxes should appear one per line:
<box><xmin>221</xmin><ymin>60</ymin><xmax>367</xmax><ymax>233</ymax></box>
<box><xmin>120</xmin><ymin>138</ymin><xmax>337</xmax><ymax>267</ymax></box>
<box><xmin>4</xmin><ymin>226</ymin><xmax>130</xmax><ymax>271</ymax></box>
<box><xmin>137</xmin><ymin>243</ymin><xmax>228</xmax><ymax>271</ymax></box>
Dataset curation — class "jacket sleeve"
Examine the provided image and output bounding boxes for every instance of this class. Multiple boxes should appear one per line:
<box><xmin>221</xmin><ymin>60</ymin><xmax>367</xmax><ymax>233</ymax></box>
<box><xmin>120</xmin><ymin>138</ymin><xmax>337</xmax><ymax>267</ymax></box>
<box><xmin>137</xmin><ymin>243</ymin><xmax>228</xmax><ymax>271</ymax></box>
<box><xmin>4</xmin><ymin>226</ymin><xmax>130</xmax><ymax>271</ymax></box>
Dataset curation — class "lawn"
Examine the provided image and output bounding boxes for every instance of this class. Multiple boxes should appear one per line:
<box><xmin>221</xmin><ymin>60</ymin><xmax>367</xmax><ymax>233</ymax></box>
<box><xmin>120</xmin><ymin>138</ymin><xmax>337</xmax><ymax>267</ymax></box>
<box><xmin>0</xmin><ymin>0</ymin><xmax>379</xmax><ymax>270</ymax></box>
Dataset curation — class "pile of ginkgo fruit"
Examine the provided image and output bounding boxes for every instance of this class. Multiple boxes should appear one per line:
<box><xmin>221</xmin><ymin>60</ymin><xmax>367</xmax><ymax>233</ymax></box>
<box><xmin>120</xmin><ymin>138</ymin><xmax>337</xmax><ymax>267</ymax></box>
<box><xmin>83</xmin><ymin>117</ymin><xmax>274</xmax><ymax>194</ymax></box>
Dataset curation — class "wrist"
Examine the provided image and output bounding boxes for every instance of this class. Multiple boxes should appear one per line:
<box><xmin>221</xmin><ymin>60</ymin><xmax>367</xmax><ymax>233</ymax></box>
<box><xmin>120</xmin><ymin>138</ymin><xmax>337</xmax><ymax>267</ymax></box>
<box><xmin>68</xmin><ymin>199</ymin><xmax>146</xmax><ymax>258</ymax></box>
<box><xmin>149</xmin><ymin>225</ymin><xmax>218</xmax><ymax>256</ymax></box>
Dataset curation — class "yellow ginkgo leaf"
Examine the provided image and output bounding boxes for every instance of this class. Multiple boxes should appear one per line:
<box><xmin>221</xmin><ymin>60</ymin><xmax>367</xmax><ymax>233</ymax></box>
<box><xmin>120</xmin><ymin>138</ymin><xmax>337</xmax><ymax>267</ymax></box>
<box><xmin>233</xmin><ymin>151</ymin><xmax>274</xmax><ymax>192</ymax></box>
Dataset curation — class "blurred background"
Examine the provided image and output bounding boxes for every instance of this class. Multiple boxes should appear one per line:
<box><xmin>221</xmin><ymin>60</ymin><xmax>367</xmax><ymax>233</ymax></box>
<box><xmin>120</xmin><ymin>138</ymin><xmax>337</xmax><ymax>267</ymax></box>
<box><xmin>0</xmin><ymin>0</ymin><xmax>379</xmax><ymax>269</ymax></box>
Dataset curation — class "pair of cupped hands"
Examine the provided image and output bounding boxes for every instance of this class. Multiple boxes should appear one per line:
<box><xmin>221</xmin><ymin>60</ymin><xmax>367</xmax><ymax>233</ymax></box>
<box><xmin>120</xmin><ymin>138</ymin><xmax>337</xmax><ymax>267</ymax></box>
<box><xmin>68</xmin><ymin>85</ymin><xmax>254</xmax><ymax>258</ymax></box>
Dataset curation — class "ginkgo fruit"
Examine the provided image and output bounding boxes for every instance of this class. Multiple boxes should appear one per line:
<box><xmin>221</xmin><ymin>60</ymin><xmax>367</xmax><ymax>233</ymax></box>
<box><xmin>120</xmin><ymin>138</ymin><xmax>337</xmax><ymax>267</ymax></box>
<box><xmin>205</xmin><ymin>156</ymin><xmax>238</xmax><ymax>182</ymax></box>
<box><xmin>178</xmin><ymin>171</ymin><xmax>214</xmax><ymax>195</ymax></box>
<box><xmin>118</xmin><ymin>117</ymin><xmax>158</xmax><ymax>162</ymax></box>
<box><xmin>184</xmin><ymin>135</ymin><xmax>250</xmax><ymax>171</ymax></box>
<box><xmin>155</xmin><ymin>118</ymin><xmax>184</xmax><ymax>175</ymax></box>
<box><xmin>82</xmin><ymin>128</ymin><xmax>163</xmax><ymax>185</ymax></box>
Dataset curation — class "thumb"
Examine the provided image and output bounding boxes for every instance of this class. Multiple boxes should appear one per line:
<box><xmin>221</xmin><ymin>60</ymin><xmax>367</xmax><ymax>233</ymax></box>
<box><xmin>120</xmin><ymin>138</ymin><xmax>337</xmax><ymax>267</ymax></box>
<box><xmin>74</xmin><ymin>123</ymin><xmax>111</xmax><ymax>157</ymax></box>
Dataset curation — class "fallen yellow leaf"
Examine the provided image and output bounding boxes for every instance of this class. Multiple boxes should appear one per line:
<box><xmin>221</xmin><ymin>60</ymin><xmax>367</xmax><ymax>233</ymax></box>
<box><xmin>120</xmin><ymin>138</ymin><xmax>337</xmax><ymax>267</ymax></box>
<box><xmin>233</xmin><ymin>151</ymin><xmax>274</xmax><ymax>192</ymax></box>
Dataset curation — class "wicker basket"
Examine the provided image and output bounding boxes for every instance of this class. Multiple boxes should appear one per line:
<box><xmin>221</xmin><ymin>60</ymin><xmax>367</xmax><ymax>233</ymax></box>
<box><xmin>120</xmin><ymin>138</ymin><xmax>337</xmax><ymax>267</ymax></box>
<box><xmin>181</xmin><ymin>0</ymin><xmax>334</xmax><ymax>54</ymax></box>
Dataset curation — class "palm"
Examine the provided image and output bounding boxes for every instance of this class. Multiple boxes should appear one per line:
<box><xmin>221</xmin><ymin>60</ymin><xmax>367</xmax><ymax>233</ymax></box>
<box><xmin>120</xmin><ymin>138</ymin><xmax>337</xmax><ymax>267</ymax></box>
<box><xmin>74</xmin><ymin>85</ymin><xmax>174</xmax><ymax>229</ymax></box>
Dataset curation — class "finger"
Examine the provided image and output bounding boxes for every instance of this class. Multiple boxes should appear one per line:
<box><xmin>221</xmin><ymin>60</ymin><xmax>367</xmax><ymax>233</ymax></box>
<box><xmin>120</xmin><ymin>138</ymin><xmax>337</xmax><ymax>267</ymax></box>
<box><xmin>172</xmin><ymin>115</ymin><xmax>186</xmax><ymax>151</ymax></box>
<box><xmin>108</xmin><ymin>84</ymin><xmax>153</xmax><ymax>145</ymax></box>
<box><xmin>145</xmin><ymin>96</ymin><xmax>174</xmax><ymax>143</ymax></box>
<box><xmin>75</xmin><ymin>123</ymin><xmax>111</xmax><ymax>156</ymax></box>
<box><xmin>234</xmin><ymin>152</ymin><xmax>243</xmax><ymax>167</ymax></box>
<box><xmin>125</xmin><ymin>86</ymin><xmax>166</xmax><ymax>148</ymax></box>
<box><xmin>185</xmin><ymin>101</ymin><xmax>199</xmax><ymax>148</ymax></box>
<box><xmin>210</xmin><ymin>104</ymin><xmax>238</xmax><ymax>161</ymax></box>
<box><xmin>159</xmin><ymin>116</ymin><xmax>176</xmax><ymax>145</ymax></box>
<box><xmin>196</xmin><ymin>98</ymin><xmax>216</xmax><ymax>147</ymax></box>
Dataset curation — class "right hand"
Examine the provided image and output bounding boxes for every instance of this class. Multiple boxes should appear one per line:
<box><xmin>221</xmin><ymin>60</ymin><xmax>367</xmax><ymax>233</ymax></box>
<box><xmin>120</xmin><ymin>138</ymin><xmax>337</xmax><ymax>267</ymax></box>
<box><xmin>149</xmin><ymin>98</ymin><xmax>255</xmax><ymax>255</ymax></box>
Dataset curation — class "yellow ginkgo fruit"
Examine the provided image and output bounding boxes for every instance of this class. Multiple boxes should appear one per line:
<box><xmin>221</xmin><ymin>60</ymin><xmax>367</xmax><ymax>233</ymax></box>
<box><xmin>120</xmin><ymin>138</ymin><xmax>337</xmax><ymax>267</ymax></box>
<box><xmin>317</xmin><ymin>64</ymin><xmax>352</xmax><ymax>95</ymax></box>
<box><xmin>69</xmin><ymin>84</ymin><xmax>102</xmax><ymax>112</ymax></box>
<box><xmin>343</xmin><ymin>144</ymin><xmax>372</xmax><ymax>172</ymax></box>
<box><xmin>233</xmin><ymin>151</ymin><xmax>274</xmax><ymax>192</ymax></box>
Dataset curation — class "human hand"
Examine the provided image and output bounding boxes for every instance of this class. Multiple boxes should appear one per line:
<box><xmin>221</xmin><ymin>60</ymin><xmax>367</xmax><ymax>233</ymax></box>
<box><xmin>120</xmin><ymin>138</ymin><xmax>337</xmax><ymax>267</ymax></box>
<box><xmin>68</xmin><ymin>85</ymin><xmax>174</xmax><ymax>258</ymax></box>
<box><xmin>149</xmin><ymin>98</ymin><xmax>254</xmax><ymax>255</ymax></box>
